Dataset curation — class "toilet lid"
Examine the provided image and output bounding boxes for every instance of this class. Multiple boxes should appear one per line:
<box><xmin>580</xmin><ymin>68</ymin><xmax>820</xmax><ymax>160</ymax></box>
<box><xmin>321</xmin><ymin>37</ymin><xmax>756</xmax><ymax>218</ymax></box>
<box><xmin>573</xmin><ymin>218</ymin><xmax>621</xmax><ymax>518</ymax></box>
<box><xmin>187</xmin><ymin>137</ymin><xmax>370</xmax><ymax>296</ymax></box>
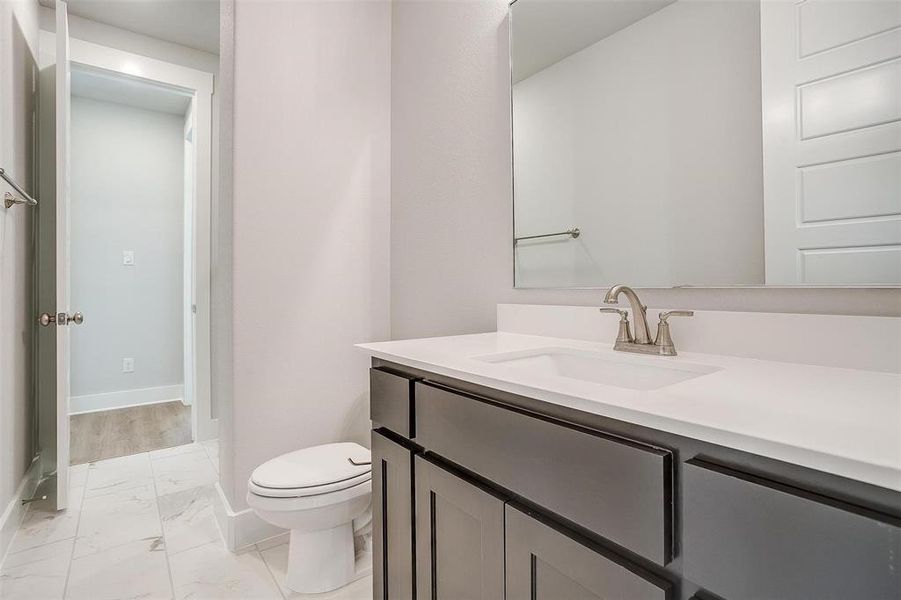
<box><xmin>250</xmin><ymin>442</ymin><xmax>371</xmax><ymax>494</ymax></box>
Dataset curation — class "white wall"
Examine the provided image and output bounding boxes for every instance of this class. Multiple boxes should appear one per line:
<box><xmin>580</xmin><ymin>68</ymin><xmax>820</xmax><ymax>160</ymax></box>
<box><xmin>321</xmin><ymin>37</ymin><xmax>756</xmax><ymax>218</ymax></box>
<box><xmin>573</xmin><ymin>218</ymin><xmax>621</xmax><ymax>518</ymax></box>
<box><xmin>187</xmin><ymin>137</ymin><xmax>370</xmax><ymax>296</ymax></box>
<box><xmin>224</xmin><ymin>0</ymin><xmax>390</xmax><ymax>510</ymax></box>
<box><xmin>389</xmin><ymin>0</ymin><xmax>901</xmax><ymax>341</ymax></box>
<box><xmin>0</xmin><ymin>0</ymin><xmax>39</xmax><ymax>535</ymax></box>
<box><xmin>69</xmin><ymin>96</ymin><xmax>184</xmax><ymax>409</ymax></box>
<box><xmin>514</xmin><ymin>0</ymin><xmax>764</xmax><ymax>288</ymax></box>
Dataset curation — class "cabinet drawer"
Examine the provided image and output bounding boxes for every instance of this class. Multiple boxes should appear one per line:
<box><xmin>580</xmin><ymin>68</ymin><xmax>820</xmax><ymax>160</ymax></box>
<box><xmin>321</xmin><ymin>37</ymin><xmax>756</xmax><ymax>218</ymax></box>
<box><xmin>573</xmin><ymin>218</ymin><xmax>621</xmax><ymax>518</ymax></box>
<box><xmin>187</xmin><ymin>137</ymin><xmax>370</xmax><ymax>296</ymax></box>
<box><xmin>506</xmin><ymin>504</ymin><xmax>670</xmax><ymax>600</ymax></box>
<box><xmin>370</xmin><ymin>368</ymin><xmax>417</xmax><ymax>438</ymax></box>
<box><xmin>684</xmin><ymin>458</ymin><xmax>901</xmax><ymax>600</ymax></box>
<box><xmin>415</xmin><ymin>382</ymin><xmax>674</xmax><ymax>564</ymax></box>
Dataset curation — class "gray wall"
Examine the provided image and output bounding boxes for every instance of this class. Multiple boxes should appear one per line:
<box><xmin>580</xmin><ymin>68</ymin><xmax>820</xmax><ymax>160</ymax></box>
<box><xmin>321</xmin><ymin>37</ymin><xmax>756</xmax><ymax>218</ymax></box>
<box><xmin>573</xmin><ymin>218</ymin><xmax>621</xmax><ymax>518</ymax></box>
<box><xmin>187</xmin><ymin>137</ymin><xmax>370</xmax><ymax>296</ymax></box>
<box><xmin>389</xmin><ymin>0</ymin><xmax>901</xmax><ymax>341</ymax></box>
<box><xmin>69</xmin><ymin>96</ymin><xmax>184</xmax><ymax>398</ymax></box>
<box><xmin>0</xmin><ymin>0</ymin><xmax>38</xmax><ymax>521</ymax></box>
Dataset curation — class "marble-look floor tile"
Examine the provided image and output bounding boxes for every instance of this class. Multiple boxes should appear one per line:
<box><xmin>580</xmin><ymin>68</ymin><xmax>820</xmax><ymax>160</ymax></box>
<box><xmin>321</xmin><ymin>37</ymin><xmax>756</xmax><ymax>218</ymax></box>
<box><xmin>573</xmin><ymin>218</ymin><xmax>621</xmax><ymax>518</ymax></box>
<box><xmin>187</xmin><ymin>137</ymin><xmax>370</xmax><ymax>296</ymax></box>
<box><xmin>151</xmin><ymin>450</ymin><xmax>217</xmax><ymax>496</ymax></box>
<box><xmin>149</xmin><ymin>442</ymin><xmax>204</xmax><ymax>460</ymax></box>
<box><xmin>7</xmin><ymin>488</ymin><xmax>83</xmax><ymax>555</ymax></box>
<box><xmin>254</xmin><ymin>533</ymin><xmax>289</xmax><ymax>552</ymax></box>
<box><xmin>0</xmin><ymin>538</ymin><xmax>73</xmax><ymax>600</ymax></box>
<box><xmin>66</xmin><ymin>536</ymin><xmax>171</xmax><ymax>600</ymax></box>
<box><xmin>74</xmin><ymin>483</ymin><xmax>161</xmax><ymax>558</ymax></box>
<box><xmin>68</xmin><ymin>464</ymin><xmax>89</xmax><ymax>489</ymax></box>
<box><xmin>169</xmin><ymin>541</ymin><xmax>282</xmax><ymax>599</ymax></box>
<box><xmin>85</xmin><ymin>453</ymin><xmax>154</xmax><ymax>497</ymax></box>
<box><xmin>158</xmin><ymin>484</ymin><xmax>220</xmax><ymax>556</ymax></box>
<box><xmin>260</xmin><ymin>543</ymin><xmax>372</xmax><ymax>600</ymax></box>
<box><xmin>200</xmin><ymin>440</ymin><xmax>219</xmax><ymax>473</ymax></box>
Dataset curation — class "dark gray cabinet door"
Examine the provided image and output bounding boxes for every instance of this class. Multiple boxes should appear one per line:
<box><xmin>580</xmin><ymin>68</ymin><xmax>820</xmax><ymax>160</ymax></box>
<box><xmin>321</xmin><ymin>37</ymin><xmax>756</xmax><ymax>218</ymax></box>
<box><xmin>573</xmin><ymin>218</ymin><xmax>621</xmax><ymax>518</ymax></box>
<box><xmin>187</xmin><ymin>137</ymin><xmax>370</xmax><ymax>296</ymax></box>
<box><xmin>684</xmin><ymin>458</ymin><xmax>901</xmax><ymax>600</ymax></box>
<box><xmin>505</xmin><ymin>505</ymin><xmax>670</xmax><ymax>600</ymax></box>
<box><xmin>372</xmin><ymin>431</ymin><xmax>414</xmax><ymax>600</ymax></box>
<box><xmin>415</xmin><ymin>456</ymin><xmax>505</xmax><ymax>600</ymax></box>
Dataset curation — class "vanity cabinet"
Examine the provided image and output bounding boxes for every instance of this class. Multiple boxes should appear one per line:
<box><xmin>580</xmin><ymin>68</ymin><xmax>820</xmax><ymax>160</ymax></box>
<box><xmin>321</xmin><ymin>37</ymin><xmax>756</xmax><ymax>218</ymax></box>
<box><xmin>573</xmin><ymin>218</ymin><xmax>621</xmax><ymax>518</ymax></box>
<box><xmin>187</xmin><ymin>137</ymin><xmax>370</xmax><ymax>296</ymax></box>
<box><xmin>370</xmin><ymin>363</ymin><xmax>901</xmax><ymax>600</ymax></box>
<box><xmin>414</xmin><ymin>456</ymin><xmax>505</xmax><ymax>600</ymax></box>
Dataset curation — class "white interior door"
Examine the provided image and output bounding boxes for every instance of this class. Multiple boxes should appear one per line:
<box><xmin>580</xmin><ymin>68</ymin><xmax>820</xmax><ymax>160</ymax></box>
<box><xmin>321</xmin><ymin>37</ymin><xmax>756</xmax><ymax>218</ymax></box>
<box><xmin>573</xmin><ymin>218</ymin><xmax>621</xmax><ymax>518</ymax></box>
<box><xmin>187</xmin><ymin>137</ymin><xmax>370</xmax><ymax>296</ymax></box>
<box><xmin>762</xmin><ymin>0</ymin><xmax>901</xmax><ymax>284</ymax></box>
<box><xmin>51</xmin><ymin>0</ymin><xmax>71</xmax><ymax>509</ymax></box>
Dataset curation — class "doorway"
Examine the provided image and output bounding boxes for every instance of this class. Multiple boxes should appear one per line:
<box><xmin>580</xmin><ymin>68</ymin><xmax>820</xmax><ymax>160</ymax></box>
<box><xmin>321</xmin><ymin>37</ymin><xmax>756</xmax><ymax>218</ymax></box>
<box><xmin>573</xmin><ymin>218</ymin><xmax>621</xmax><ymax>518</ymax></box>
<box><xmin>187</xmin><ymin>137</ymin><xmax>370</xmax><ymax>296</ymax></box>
<box><xmin>35</xmin><ymin>24</ymin><xmax>216</xmax><ymax>506</ymax></box>
<box><xmin>67</xmin><ymin>67</ymin><xmax>195</xmax><ymax>464</ymax></box>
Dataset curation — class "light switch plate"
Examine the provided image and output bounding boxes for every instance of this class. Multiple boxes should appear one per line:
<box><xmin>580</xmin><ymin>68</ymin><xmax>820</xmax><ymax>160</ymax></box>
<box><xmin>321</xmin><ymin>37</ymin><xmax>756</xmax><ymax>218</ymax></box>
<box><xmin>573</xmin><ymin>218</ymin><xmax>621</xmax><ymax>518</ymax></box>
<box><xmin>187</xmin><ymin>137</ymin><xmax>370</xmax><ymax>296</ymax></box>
<box><xmin>123</xmin><ymin>250</ymin><xmax>135</xmax><ymax>266</ymax></box>
<box><xmin>122</xmin><ymin>357</ymin><xmax>135</xmax><ymax>373</ymax></box>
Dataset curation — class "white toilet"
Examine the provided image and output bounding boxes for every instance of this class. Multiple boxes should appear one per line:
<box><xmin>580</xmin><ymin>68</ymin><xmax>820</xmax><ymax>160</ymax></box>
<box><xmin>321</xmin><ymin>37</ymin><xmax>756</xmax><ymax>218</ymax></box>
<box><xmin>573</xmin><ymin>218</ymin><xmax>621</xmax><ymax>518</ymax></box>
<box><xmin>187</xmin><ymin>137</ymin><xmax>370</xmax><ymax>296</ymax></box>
<box><xmin>246</xmin><ymin>442</ymin><xmax>372</xmax><ymax>594</ymax></box>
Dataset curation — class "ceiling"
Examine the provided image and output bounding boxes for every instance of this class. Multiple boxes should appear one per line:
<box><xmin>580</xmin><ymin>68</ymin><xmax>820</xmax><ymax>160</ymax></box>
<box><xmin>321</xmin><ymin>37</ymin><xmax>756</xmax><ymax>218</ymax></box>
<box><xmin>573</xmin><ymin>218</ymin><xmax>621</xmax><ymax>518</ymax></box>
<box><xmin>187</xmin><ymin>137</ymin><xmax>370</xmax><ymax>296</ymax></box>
<box><xmin>41</xmin><ymin>0</ymin><xmax>220</xmax><ymax>54</ymax></box>
<box><xmin>511</xmin><ymin>0</ymin><xmax>675</xmax><ymax>82</ymax></box>
<box><xmin>72</xmin><ymin>66</ymin><xmax>192</xmax><ymax>115</ymax></box>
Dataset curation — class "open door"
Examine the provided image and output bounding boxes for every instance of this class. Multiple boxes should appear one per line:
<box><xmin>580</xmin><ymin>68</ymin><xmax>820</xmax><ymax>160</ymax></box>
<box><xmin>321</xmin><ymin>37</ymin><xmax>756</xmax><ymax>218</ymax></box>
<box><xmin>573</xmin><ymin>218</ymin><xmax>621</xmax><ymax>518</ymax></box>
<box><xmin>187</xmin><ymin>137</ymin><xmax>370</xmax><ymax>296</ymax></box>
<box><xmin>36</xmin><ymin>0</ymin><xmax>74</xmax><ymax>510</ymax></box>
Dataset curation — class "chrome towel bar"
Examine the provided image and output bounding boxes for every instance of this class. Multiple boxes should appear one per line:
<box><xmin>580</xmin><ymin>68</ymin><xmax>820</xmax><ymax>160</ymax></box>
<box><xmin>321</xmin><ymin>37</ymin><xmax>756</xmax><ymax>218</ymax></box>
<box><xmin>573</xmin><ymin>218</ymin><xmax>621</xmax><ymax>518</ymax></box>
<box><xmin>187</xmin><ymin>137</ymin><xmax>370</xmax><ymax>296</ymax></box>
<box><xmin>1</xmin><ymin>167</ymin><xmax>38</xmax><ymax>208</ymax></box>
<box><xmin>514</xmin><ymin>227</ymin><xmax>580</xmax><ymax>245</ymax></box>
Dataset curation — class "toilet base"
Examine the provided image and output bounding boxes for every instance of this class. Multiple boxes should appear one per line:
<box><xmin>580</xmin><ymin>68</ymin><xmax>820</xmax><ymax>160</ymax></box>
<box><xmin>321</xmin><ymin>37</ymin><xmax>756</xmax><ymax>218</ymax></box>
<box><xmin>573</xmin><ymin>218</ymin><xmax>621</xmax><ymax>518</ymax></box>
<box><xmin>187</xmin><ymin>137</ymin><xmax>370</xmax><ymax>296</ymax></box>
<box><xmin>285</xmin><ymin>524</ymin><xmax>371</xmax><ymax>594</ymax></box>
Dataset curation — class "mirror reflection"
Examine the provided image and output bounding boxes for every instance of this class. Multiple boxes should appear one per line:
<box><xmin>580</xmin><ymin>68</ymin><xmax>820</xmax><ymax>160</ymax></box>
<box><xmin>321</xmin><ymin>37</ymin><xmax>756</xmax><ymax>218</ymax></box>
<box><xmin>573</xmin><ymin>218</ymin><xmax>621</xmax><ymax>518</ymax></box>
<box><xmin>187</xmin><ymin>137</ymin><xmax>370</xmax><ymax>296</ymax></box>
<box><xmin>511</xmin><ymin>0</ymin><xmax>901</xmax><ymax>288</ymax></box>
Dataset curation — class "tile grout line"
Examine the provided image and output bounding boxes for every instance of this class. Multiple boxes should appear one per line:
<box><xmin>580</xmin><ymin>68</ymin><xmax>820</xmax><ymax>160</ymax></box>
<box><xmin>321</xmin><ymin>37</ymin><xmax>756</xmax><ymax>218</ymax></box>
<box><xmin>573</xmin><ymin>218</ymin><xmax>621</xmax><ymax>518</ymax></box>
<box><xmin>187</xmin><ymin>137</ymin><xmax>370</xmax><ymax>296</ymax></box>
<box><xmin>148</xmin><ymin>453</ymin><xmax>178</xmax><ymax>600</ymax></box>
<box><xmin>257</xmin><ymin>545</ymin><xmax>288</xmax><ymax>600</ymax></box>
<box><xmin>62</xmin><ymin>463</ymin><xmax>91</xmax><ymax>599</ymax></box>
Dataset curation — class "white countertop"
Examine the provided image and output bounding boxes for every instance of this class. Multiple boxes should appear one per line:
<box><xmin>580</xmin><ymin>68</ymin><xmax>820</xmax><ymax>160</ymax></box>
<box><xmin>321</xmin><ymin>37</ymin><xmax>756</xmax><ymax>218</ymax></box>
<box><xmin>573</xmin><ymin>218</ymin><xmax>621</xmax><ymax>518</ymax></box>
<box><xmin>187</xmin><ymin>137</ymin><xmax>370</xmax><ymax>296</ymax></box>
<box><xmin>357</xmin><ymin>332</ymin><xmax>901</xmax><ymax>493</ymax></box>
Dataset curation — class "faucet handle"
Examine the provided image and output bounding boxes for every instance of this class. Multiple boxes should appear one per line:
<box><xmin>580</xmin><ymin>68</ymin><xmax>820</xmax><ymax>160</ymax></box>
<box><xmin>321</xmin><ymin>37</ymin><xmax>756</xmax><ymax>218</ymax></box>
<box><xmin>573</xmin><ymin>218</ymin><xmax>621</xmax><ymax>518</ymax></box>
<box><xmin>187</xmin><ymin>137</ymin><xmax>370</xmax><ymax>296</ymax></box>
<box><xmin>654</xmin><ymin>311</ymin><xmax>693</xmax><ymax>355</ymax></box>
<box><xmin>599</xmin><ymin>308</ymin><xmax>633</xmax><ymax>343</ymax></box>
<box><xmin>658</xmin><ymin>310</ymin><xmax>694</xmax><ymax>322</ymax></box>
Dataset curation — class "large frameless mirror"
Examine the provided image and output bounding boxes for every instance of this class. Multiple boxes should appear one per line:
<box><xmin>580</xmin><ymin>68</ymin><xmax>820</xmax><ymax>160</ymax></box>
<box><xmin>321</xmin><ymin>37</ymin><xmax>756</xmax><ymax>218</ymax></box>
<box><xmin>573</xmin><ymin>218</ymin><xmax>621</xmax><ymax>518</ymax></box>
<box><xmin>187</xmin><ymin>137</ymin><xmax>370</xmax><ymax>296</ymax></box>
<box><xmin>511</xmin><ymin>0</ymin><xmax>901</xmax><ymax>288</ymax></box>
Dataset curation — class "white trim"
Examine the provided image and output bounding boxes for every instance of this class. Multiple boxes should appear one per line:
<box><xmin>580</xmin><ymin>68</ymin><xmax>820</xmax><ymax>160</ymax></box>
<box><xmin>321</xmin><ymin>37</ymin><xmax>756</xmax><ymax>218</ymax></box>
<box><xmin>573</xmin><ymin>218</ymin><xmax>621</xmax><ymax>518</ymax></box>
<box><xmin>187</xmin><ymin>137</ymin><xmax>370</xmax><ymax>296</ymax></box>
<box><xmin>0</xmin><ymin>457</ymin><xmax>42</xmax><ymax>567</ymax></box>
<box><xmin>211</xmin><ymin>483</ymin><xmax>286</xmax><ymax>551</ymax></box>
<box><xmin>182</xmin><ymin>107</ymin><xmax>196</xmax><ymax>409</ymax></box>
<box><xmin>40</xmin><ymin>31</ymin><xmax>213</xmax><ymax>94</ymax></box>
<box><xmin>69</xmin><ymin>385</ymin><xmax>185</xmax><ymax>415</ymax></box>
<box><xmin>40</xmin><ymin>28</ymin><xmax>217</xmax><ymax>444</ymax></box>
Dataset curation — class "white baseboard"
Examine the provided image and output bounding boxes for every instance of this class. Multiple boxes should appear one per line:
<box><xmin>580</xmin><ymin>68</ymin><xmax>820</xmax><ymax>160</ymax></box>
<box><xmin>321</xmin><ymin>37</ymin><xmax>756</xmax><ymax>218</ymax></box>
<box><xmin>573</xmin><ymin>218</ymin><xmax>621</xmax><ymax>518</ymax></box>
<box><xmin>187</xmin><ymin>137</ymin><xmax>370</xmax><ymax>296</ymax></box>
<box><xmin>211</xmin><ymin>482</ymin><xmax>285</xmax><ymax>552</ymax></box>
<box><xmin>0</xmin><ymin>457</ymin><xmax>41</xmax><ymax>567</ymax></box>
<box><xmin>70</xmin><ymin>384</ymin><xmax>184</xmax><ymax>415</ymax></box>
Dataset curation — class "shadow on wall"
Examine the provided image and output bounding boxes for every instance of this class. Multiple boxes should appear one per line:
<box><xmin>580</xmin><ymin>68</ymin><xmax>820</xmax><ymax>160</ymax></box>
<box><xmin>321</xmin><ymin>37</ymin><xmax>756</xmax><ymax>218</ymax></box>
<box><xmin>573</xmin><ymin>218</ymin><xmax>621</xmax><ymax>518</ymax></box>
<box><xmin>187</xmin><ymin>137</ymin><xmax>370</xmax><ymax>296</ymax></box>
<box><xmin>341</xmin><ymin>391</ymin><xmax>372</xmax><ymax>450</ymax></box>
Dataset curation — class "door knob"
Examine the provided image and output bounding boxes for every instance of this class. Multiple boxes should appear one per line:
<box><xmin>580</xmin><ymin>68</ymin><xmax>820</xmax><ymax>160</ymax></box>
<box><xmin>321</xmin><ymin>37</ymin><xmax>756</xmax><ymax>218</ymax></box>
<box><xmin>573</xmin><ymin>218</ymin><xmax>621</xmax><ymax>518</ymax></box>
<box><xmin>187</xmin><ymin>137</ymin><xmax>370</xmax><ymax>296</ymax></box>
<box><xmin>38</xmin><ymin>311</ymin><xmax>84</xmax><ymax>326</ymax></box>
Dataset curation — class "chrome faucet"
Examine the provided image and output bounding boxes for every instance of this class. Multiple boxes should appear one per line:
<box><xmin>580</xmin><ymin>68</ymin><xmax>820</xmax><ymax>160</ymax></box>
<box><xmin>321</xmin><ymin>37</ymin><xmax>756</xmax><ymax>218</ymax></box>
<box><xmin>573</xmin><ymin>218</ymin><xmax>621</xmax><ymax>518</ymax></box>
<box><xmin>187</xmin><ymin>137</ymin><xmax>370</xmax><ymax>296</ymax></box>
<box><xmin>600</xmin><ymin>285</ymin><xmax>693</xmax><ymax>356</ymax></box>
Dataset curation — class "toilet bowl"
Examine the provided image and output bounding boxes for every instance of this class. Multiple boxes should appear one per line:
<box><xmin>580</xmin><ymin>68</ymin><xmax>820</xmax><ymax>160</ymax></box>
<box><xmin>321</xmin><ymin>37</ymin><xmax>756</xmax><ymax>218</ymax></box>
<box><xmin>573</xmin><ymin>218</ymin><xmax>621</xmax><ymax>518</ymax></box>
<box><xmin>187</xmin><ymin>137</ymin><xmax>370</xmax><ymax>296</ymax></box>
<box><xmin>246</xmin><ymin>442</ymin><xmax>372</xmax><ymax>594</ymax></box>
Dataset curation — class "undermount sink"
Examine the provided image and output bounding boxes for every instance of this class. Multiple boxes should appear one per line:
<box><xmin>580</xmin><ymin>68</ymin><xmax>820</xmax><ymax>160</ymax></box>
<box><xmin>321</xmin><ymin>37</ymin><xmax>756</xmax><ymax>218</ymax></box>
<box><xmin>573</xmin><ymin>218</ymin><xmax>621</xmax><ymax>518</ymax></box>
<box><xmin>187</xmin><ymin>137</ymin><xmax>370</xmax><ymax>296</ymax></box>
<box><xmin>474</xmin><ymin>347</ymin><xmax>721</xmax><ymax>391</ymax></box>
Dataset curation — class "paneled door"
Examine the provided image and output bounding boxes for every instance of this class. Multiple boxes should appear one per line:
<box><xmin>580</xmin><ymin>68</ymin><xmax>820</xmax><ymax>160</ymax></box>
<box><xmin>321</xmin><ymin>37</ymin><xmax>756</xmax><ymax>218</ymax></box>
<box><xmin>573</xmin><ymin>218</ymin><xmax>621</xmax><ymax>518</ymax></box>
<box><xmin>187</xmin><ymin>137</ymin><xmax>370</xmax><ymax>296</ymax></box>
<box><xmin>762</xmin><ymin>0</ymin><xmax>901</xmax><ymax>284</ymax></box>
<box><xmin>414</xmin><ymin>456</ymin><xmax>504</xmax><ymax>600</ymax></box>
<box><xmin>372</xmin><ymin>431</ymin><xmax>415</xmax><ymax>600</ymax></box>
<box><xmin>505</xmin><ymin>504</ymin><xmax>669</xmax><ymax>600</ymax></box>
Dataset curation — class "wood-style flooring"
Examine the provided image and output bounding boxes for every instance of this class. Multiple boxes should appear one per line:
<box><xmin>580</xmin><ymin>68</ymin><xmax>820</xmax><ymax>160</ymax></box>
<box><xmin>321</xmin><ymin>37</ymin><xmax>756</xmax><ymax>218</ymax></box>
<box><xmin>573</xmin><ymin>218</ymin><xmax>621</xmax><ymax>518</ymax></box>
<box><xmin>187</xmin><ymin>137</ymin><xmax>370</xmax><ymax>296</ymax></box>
<box><xmin>70</xmin><ymin>400</ymin><xmax>192</xmax><ymax>465</ymax></box>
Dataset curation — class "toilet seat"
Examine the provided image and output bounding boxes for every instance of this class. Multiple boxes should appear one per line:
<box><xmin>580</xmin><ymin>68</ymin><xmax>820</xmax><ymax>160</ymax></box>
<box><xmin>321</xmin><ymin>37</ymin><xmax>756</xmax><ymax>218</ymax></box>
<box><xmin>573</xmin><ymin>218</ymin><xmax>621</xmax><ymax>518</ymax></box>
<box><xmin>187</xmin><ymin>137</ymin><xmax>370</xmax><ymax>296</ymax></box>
<box><xmin>249</xmin><ymin>442</ymin><xmax>371</xmax><ymax>499</ymax></box>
